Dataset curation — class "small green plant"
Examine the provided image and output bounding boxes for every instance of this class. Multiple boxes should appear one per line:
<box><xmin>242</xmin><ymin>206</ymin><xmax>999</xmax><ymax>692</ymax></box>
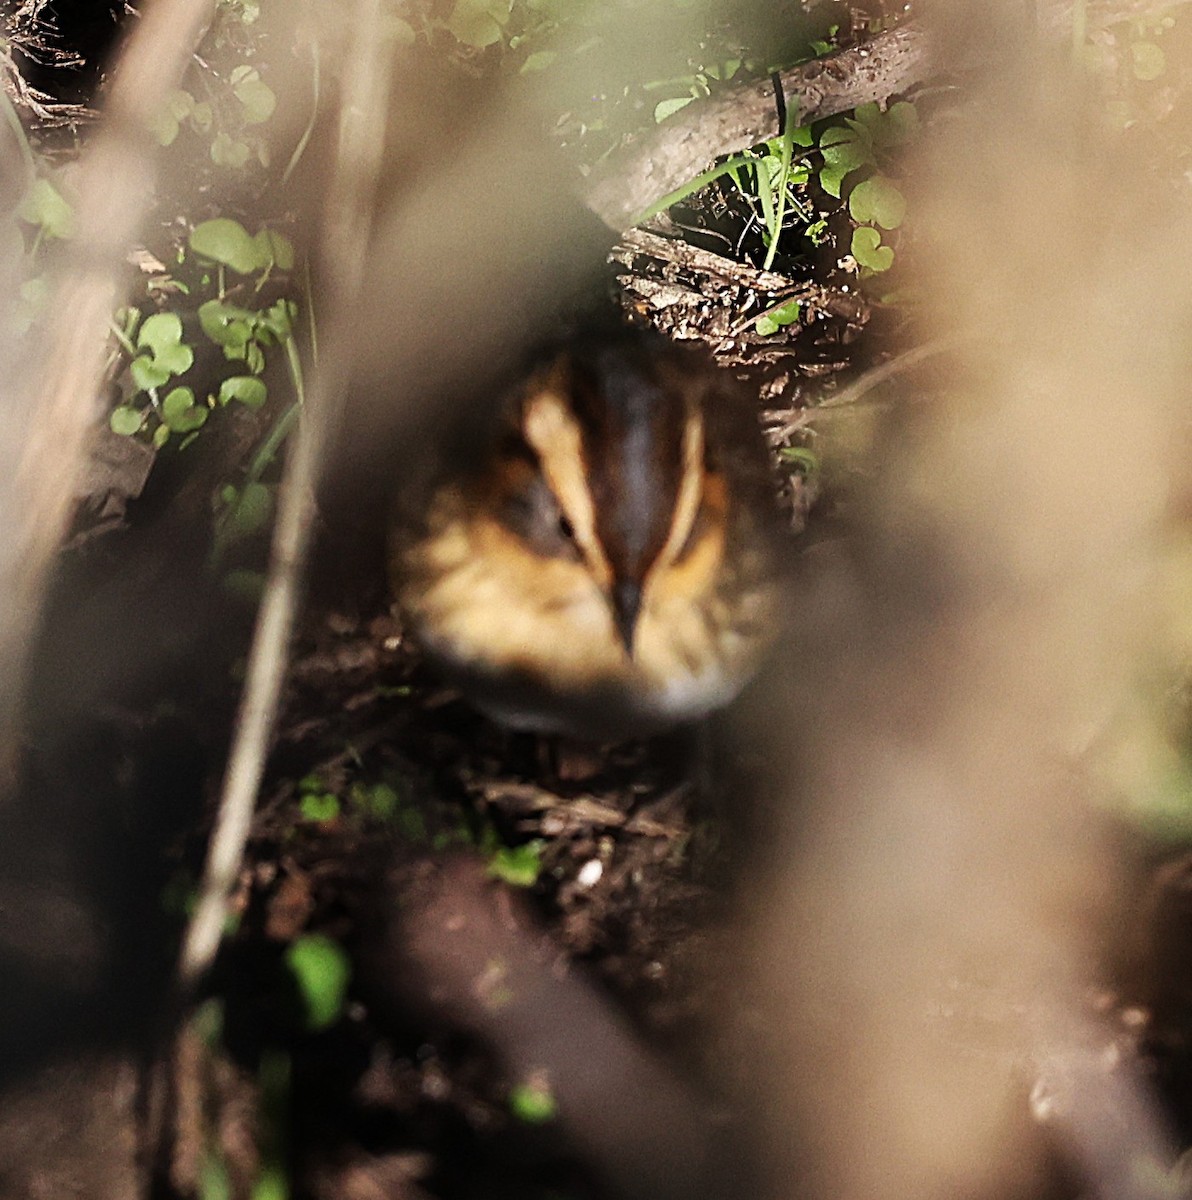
<box><xmin>198</xmin><ymin>1149</ymin><xmax>233</xmax><ymax>1200</ymax></box>
<box><xmin>807</xmin><ymin>25</ymin><xmax>840</xmax><ymax>57</ymax></box>
<box><xmin>640</xmin><ymin>96</ymin><xmax>918</xmax><ymax>280</ymax></box>
<box><xmin>816</xmin><ymin>101</ymin><xmax>917</xmax><ymax>197</ymax></box>
<box><xmin>216</xmin><ymin>0</ymin><xmax>261</xmax><ymax>25</ymax></box>
<box><xmin>297</xmin><ymin>775</ymin><xmax>340</xmax><ymax>824</ymax></box>
<box><xmin>444</xmin><ymin>0</ymin><xmax>514</xmax><ymax>49</ymax></box>
<box><xmin>735</xmin><ymin>115</ymin><xmax>813</xmax><ymax>271</ymax></box>
<box><xmin>1078</xmin><ymin>5</ymin><xmax>1180</xmax><ymax>129</ymax></box>
<box><xmin>395</xmin><ymin>0</ymin><xmax>579</xmax><ymax>63</ymax></box>
<box><xmin>149</xmin><ymin>88</ymin><xmax>213</xmax><ymax>148</ymax></box>
<box><xmin>130</xmin><ymin>312</ymin><xmax>195</xmax><ymax>390</ymax></box>
<box><xmin>149</xmin><ymin>63</ymin><xmax>276</xmax><ymax>169</ymax></box>
<box><xmin>816</xmin><ymin>100</ymin><xmax>917</xmax><ymax>274</ymax></box>
<box><xmin>12</xmin><ymin>276</ymin><xmax>49</xmax><ymax>335</ymax></box>
<box><xmin>779</xmin><ymin>444</ymin><xmax>820</xmax><ymax>480</ymax></box>
<box><xmin>350</xmin><ymin>779</ymin><xmax>401</xmax><ymax>822</ymax></box>
<box><xmin>216</xmin><ymin>478</ymin><xmax>274</xmax><ymax>545</ymax></box>
<box><xmin>649</xmin><ymin>56</ymin><xmax>743</xmax><ymax>124</ymax></box>
<box><xmin>294</xmin><ymin>761</ymin><xmax>545</xmax><ymax>888</ymax></box>
<box><xmin>297</xmin><ymin>774</ymin><xmax>421</xmax><ymax>831</ymax></box>
<box><xmin>108</xmin><ymin>218</ymin><xmax>296</xmax><ymax>450</ymax></box>
<box><xmin>285</xmin><ymin>933</ymin><xmax>351</xmax><ymax>1031</ymax></box>
<box><xmin>509</xmin><ymin>1076</ymin><xmax>557</xmax><ymax>1124</ymax></box>
<box><xmin>779</xmin><ymin>444</ymin><xmax>818</xmax><ymax>468</ymax></box>
<box><xmin>648</xmin><ymin>24</ymin><xmax>841</xmax><ymax>125</ymax></box>
<box><xmin>195</xmin><ymin>1001</ymin><xmax>235</xmax><ymax>1200</ymax></box>
<box><xmin>487</xmin><ymin>840</ymin><xmax>545</xmax><ymax>888</ymax></box>
<box><xmin>253</xmin><ymin>1048</ymin><xmax>292</xmax><ymax>1200</ymax></box>
<box><xmin>9</xmin><ymin>174</ymin><xmax>73</xmax><ymax>333</ymax></box>
<box><xmin>635</xmin><ymin>125</ymin><xmax>814</xmax><ymax>265</ymax></box>
<box><xmin>754</xmin><ymin>296</ymin><xmax>802</xmax><ymax>337</ymax></box>
<box><xmin>18</xmin><ymin>177</ymin><xmax>74</xmax><ymax>248</ymax></box>
<box><xmin>10</xmin><ymin>47</ymin><xmax>299</xmax><ymax>482</ymax></box>
<box><xmin>198</xmin><ymin>293</ymin><xmax>295</xmax><ymax>376</ymax></box>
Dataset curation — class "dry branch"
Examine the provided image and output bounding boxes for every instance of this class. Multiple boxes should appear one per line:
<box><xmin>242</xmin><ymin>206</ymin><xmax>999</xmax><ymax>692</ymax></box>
<box><xmin>584</xmin><ymin>21</ymin><xmax>931</xmax><ymax>230</ymax></box>
<box><xmin>617</xmin><ymin>225</ymin><xmax>796</xmax><ymax>292</ymax></box>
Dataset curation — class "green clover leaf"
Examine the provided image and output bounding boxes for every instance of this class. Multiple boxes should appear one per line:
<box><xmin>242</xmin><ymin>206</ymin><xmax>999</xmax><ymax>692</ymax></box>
<box><xmin>755</xmin><ymin>297</ymin><xmax>802</xmax><ymax>336</ymax></box>
<box><xmin>851</xmin><ymin>225</ymin><xmax>894</xmax><ymax>272</ymax></box>
<box><xmin>199</xmin><ymin>299</ymin><xmax>256</xmax><ymax>356</ymax></box>
<box><xmin>300</xmin><ymin>791</ymin><xmax>340</xmax><ymax>823</ymax></box>
<box><xmin>210</xmin><ymin>132</ymin><xmax>251</xmax><ymax>169</ymax></box>
<box><xmin>230</xmin><ymin>66</ymin><xmax>277</xmax><ymax>125</ymax></box>
<box><xmin>131</xmin><ymin>356</ymin><xmax>171</xmax><ymax>390</ymax></box>
<box><xmin>252</xmin><ymin>228</ymin><xmax>294</xmax><ymax>271</ymax></box>
<box><xmin>447</xmin><ymin>0</ymin><xmax>512</xmax><ymax>47</ymax></box>
<box><xmin>162</xmin><ymin>386</ymin><xmax>208</xmax><ymax>433</ymax></box>
<box><xmin>190</xmin><ymin>219</ymin><xmax>261</xmax><ymax>274</ymax></box>
<box><xmin>488</xmin><ymin>841</ymin><xmax>544</xmax><ymax>888</ymax></box>
<box><xmin>655</xmin><ymin>95</ymin><xmax>695</xmax><ymax>122</ymax></box>
<box><xmin>109</xmin><ymin>406</ymin><xmax>145</xmax><ymax>436</ymax></box>
<box><xmin>848</xmin><ymin>175</ymin><xmax>907</xmax><ymax>230</ymax></box>
<box><xmin>880</xmin><ymin>100</ymin><xmax>920</xmax><ymax>146</ymax></box>
<box><xmin>223</xmin><ymin>481</ymin><xmax>274</xmax><ymax>539</ymax></box>
<box><xmin>19</xmin><ymin>179</ymin><xmax>74</xmax><ymax>239</ymax></box>
<box><xmin>218</xmin><ymin>376</ymin><xmax>267</xmax><ymax>409</ymax></box>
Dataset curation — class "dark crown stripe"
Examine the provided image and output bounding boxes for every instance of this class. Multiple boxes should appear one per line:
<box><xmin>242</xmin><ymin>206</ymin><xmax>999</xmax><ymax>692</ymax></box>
<box><xmin>569</xmin><ymin>345</ymin><xmax>684</xmax><ymax>583</ymax></box>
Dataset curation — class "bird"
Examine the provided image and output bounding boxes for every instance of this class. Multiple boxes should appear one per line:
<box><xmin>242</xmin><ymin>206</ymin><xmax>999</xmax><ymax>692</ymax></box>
<box><xmin>389</xmin><ymin>325</ymin><xmax>784</xmax><ymax>739</ymax></box>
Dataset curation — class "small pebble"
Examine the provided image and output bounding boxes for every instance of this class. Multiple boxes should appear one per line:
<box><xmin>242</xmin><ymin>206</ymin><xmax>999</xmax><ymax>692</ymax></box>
<box><xmin>576</xmin><ymin>859</ymin><xmax>603</xmax><ymax>888</ymax></box>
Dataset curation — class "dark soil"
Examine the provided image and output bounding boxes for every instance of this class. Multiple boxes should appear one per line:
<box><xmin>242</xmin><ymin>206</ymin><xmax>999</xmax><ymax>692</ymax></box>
<box><xmin>141</xmin><ymin>362</ymin><xmax>800</xmax><ymax>1194</ymax></box>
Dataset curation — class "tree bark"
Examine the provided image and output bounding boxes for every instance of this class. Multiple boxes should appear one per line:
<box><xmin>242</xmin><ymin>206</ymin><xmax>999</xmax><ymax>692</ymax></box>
<box><xmin>584</xmin><ymin>21</ymin><xmax>932</xmax><ymax>231</ymax></box>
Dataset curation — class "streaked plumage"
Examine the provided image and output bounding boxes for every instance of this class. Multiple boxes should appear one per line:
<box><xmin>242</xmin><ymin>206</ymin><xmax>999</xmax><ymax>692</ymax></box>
<box><xmin>391</xmin><ymin>328</ymin><xmax>783</xmax><ymax>738</ymax></box>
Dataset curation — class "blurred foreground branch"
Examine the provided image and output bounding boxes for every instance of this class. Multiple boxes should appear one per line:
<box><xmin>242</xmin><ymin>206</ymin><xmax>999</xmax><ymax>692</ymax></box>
<box><xmin>741</xmin><ymin>0</ymin><xmax>1192</xmax><ymax>1189</ymax></box>
<box><xmin>0</xmin><ymin>0</ymin><xmax>217</xmax><ymax>777</ymax></box>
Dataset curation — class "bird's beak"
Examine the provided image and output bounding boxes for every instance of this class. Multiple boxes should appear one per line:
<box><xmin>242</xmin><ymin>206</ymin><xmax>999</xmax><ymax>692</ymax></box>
<box><xmin>611</xmin><ymin>578</ymin><xmax>643</xmax><ymax>657</ymax></box>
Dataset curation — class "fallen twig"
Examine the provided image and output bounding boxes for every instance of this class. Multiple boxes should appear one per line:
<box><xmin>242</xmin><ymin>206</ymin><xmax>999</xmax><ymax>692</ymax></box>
<box><xmin>768</xmin><ymin>334</ymin><xmax>967</xmax><ymax>436</ymax></box>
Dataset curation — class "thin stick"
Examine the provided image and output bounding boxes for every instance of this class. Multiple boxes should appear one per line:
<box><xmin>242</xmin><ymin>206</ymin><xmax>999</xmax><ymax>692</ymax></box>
<box><xmin>772</xmin><ymin>334</ymin><xmax>967</xmax><ymax>437</ymax></box>
<box><xmin>815</xmin><ymin>333</ymin><xmax>966</xmax><ymax>410</ymax></box>
<box><xmin>177</xmin><ymin>0</ymin><xmax>398</xmax><ymax>988</ymax></box>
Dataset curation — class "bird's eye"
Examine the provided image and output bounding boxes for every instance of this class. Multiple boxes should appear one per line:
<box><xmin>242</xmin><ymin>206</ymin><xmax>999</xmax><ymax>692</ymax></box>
<box><xmin>497</xmin><ymin>471</ymin><xmax>581</xmax><ymax>562</ymax></box>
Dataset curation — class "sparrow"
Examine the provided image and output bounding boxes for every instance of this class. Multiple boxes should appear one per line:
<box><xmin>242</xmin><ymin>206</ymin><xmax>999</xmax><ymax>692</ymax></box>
<box><xmin>390</xmin><ymin>326</ymin><xmax>784</xmax><ymax>739</ymax></box>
